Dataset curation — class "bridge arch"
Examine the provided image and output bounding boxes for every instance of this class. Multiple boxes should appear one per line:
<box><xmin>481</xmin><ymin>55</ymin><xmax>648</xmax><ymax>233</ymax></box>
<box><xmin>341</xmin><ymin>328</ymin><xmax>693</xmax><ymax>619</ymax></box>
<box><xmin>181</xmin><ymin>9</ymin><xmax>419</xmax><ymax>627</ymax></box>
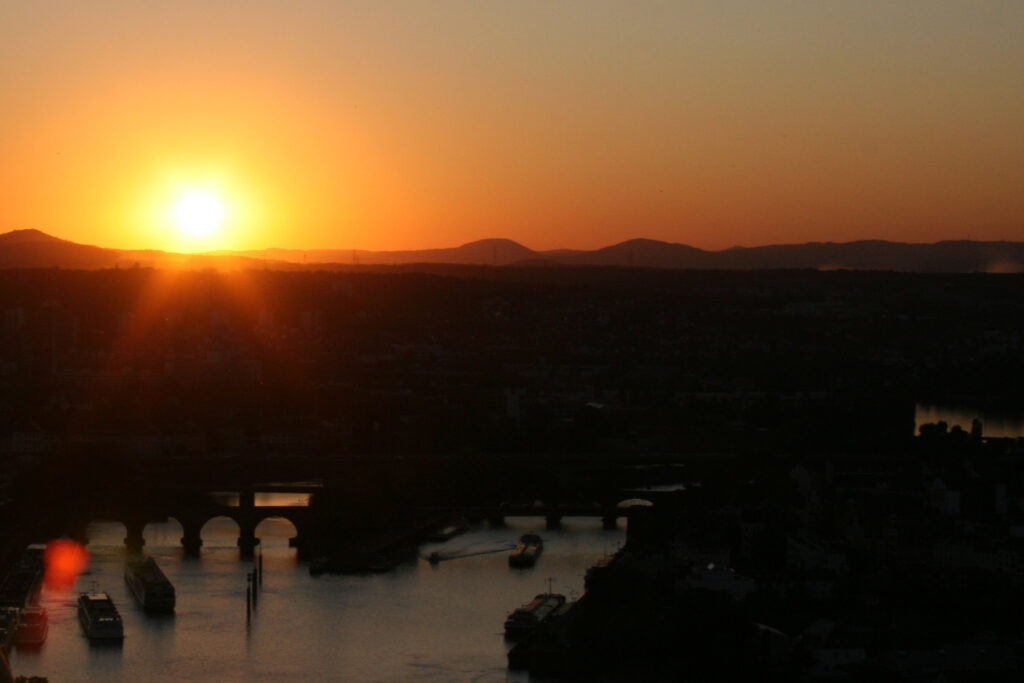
<box><xmin>254</xmin><ymin>511</ymin><xmax>314</xmax><ymax>558</ymax></box>
<box><xmin>254</xmin><ymin>515</ymin><xmax>298</xmax><ymax>540</ymax></box>
<box><xmin>254</xmin><ymin>516</ymin><xmax>299</xmax><ymax>560</ymax></box>
<box><xmin>142</xmin><ymin>516</ymin><xmax>185</xmax><ymax>549</ymax></box>
<box><xmin>616</xmin><ymin>498</ymin><xmax>654</xmax><ymax>509</ymax></box>
<box><xmin>82</xmin><ymin>519</ymin><xmax>132</xmax><ymax>552</ymax></box>
<box><xmin>200</xmin><ymin>515</ymin><xmax>244</xmax><ymax>554</ymax></box>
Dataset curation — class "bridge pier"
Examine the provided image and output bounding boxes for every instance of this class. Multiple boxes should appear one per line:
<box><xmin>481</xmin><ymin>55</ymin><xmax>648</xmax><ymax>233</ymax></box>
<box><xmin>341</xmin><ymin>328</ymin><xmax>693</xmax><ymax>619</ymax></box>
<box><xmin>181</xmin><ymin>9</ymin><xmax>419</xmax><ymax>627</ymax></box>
<box><xmin>289</xmin><ymin>534</ymin><xmax>312</xmax><ymax>560</ymax></box>
<box><xmin>181</xmin><ymin>522</ymin><xmax>203</xmax><ymax>557</ymax></box>
<box><xmin>238</xmin><ymin>536</ymin><xmax>259</xmax><ymax>558</ymax></box>
<box><xmin>124</xmin><ymin>519</ymin><xmax>146</xmax><ymax>555</ymax></box>
<box><xmin>237</xmin><ymin>490</ymin><xmax>259</xmax><ymax>558</ymax></box>
<box><xmin>238</xmin><ymin>520</ymin><xmax>259</xmax><ymax>559</ymax></box>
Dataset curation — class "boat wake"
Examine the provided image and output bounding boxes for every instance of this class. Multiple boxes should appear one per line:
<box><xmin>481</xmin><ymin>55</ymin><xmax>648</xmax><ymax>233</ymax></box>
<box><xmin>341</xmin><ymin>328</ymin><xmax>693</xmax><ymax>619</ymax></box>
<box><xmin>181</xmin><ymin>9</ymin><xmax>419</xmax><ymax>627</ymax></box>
<box><xmin>420</xmin><ymin>542</ymin><xmax>516</xmax><ymax>564</ymax></box>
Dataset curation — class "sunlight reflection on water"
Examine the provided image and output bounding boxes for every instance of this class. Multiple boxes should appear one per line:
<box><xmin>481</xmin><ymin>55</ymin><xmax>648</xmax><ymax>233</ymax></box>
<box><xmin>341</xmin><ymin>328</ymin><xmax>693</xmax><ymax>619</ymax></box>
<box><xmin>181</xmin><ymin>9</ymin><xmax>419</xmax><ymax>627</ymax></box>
<box><xmin>10</xmin><ymin>514</ymin><xmax>623</xmax><ymax>682</ymax></box>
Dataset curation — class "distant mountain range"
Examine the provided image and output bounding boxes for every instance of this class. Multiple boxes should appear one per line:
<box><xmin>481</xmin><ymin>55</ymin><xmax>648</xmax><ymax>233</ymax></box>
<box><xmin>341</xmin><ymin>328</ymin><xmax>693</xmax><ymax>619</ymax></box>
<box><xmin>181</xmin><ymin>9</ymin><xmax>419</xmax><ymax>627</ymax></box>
<box><xmin>2</xmin><ymin>229</ymin><xmax>1023</xmax><ymax>273</ymax></box>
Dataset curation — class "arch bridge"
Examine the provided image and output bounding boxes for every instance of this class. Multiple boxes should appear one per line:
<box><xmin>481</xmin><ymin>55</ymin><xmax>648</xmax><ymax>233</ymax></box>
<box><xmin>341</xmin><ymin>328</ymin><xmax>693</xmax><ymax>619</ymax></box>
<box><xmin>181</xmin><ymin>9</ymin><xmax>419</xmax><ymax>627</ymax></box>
<box><xmin>64</xmin><ymin>483</ymin><xmax>321</xmax><ymax>559</ymax></box>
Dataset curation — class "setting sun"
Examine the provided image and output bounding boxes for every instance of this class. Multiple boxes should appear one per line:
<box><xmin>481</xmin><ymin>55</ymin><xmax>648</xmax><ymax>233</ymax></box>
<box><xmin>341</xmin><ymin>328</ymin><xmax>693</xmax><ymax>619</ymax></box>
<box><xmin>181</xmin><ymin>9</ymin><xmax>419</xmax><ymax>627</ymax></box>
<box><xmin>173</xmin><ymin>190</ymin><xmax>225</xmax><ymax>238</ymax></box>
<box><xmin>136</xmin><ymin>170</ymin><xmax>258</xmax><ymax>253</ymax></box>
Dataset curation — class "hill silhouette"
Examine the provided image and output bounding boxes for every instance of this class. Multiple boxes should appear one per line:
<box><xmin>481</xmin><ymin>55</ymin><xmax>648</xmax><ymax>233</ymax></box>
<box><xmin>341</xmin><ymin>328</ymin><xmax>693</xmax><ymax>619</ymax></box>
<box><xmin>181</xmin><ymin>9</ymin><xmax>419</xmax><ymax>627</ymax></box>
<box><xmin>555</xmin><ymin>238</ymin><xmax>708</xmax><ymax>268</ymax></box>
<box><xmin>1</xmin><ymin>229</ymin><xmax>1023</xmax><ymax>273</ymax></box>
<box><xmin>0</xmin><ymin>229</ymin><xmax>121</xmax><ymax>269</ymax></box>
<box><xmin>242</xmin><ymin>238</ymin><xmax>538</xmax><ymax>266</ymax></box>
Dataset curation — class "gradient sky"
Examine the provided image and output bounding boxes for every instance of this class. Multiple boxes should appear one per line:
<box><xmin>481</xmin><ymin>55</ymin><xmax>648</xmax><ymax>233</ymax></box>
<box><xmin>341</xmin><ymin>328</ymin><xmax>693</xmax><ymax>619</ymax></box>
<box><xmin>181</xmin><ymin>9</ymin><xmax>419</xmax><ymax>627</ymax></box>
<box><xmin>2</xmin><ymin>1</ymin><xmax>1022</xmax><ymax>252</ymax></box>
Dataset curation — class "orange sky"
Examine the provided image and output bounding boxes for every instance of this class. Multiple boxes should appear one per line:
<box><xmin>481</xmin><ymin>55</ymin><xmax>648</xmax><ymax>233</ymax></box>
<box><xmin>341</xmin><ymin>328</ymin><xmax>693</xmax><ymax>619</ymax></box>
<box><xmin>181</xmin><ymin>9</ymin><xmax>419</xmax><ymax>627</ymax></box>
<box><xmin>1</xmin><ymin>2</ymin><xmax>1022</xmax><ymax>253</ymax></box>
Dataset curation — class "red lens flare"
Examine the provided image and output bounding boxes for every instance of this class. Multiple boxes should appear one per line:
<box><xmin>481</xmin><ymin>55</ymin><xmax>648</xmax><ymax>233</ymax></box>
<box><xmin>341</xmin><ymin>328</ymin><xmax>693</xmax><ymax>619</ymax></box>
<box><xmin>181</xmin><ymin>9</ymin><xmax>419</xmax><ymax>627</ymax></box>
<box><xmin>43</xmin><ymin>539</ymin><xmax>90</xmax><ymax>592</ymax></box>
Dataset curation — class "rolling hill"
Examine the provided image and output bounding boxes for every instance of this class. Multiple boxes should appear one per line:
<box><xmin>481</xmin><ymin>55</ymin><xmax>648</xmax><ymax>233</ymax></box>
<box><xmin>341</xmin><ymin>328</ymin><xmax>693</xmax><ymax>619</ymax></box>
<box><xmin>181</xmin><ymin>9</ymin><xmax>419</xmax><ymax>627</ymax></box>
<box><xmin>1</xmin><ymin>229</ymin><xmax>1022</xmax><ymax>273</ymax></box>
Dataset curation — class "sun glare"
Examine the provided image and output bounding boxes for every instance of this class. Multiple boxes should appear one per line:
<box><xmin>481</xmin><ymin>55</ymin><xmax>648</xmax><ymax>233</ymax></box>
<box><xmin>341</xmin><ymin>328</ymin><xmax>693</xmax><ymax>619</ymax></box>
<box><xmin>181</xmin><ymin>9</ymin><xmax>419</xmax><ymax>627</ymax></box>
<box><xmin>173</xmin><ymin>190</ymin><xmax>226</xmax><ymax>238</ymax></box>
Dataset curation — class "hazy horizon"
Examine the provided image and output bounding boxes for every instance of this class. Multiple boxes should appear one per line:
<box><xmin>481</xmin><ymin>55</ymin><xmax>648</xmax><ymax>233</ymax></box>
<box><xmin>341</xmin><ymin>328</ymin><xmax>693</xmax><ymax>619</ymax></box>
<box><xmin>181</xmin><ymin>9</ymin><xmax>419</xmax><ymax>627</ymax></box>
<box><xmin>8</xmin><ymin>226</ymin><xmax>1024</xmax><ymax>259</ymax></box>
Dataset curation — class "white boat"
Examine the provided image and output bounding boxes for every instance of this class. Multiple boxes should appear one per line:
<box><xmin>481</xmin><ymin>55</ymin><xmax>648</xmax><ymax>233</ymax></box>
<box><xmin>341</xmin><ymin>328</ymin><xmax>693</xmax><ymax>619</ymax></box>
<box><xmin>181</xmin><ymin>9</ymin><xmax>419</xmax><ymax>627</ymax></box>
<box><xmin>14</xmin><ymin>606</ymin><xmax>48</xmax><ymax>647</ymax></box>
<box><xmin>77</xmin><ymin>591</ymin><xmax>124</xmax><ymax>641</ymax></box>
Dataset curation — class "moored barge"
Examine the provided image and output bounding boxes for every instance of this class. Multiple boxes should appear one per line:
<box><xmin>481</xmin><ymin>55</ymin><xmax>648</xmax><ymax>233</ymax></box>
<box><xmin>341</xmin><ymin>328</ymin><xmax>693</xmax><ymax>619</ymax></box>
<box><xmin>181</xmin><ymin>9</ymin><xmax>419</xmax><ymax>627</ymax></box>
<box><xmin>503</xmin><ymin>593</ymin><xmax>565</xmax><ymax>640</ymax></box>
<box><xmin>125</xmin><ymin>555</ymin><xmax>176</xmax><ymax>613</ymax></box>
<box><xmin>508</xmin><ymin>534</ymin><xmax>543</xmax><ymax>568</ymax></box>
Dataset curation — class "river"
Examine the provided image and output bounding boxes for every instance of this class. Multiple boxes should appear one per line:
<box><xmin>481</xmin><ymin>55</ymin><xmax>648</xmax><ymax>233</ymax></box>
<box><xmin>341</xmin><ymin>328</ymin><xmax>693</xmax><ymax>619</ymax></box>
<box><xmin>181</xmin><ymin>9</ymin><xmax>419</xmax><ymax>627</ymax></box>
<box><xmin>8</xmin><ymin>512</ymin><xmax>624</xmax><ymax>682</ymax></box>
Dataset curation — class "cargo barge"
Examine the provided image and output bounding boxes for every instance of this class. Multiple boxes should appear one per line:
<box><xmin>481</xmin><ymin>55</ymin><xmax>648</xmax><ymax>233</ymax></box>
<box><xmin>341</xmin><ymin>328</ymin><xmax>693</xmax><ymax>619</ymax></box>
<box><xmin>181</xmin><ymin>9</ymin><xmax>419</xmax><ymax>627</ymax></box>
<box><xmin>503</xmin><ymin>592</ymin><xmax>565</xmax><ymax>640</ymax></box>
<box><xmin>125</xmin><ymin>555</ymin><xmax>176</xmax><ymax>613</ymax></box>
<box><xmin>508</xmin><ymin>534</ymin><xmax>543</xmax><ymax>568</ymax></box>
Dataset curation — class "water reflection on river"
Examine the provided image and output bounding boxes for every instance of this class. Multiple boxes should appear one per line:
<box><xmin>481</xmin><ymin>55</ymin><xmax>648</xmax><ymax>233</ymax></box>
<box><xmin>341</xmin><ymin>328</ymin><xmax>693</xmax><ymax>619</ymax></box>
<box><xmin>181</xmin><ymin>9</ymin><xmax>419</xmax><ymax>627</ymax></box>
<box><xmin>10</xmin><ymin>513</ymin><xmax>624</xmax><ymax>682</ymax></box>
